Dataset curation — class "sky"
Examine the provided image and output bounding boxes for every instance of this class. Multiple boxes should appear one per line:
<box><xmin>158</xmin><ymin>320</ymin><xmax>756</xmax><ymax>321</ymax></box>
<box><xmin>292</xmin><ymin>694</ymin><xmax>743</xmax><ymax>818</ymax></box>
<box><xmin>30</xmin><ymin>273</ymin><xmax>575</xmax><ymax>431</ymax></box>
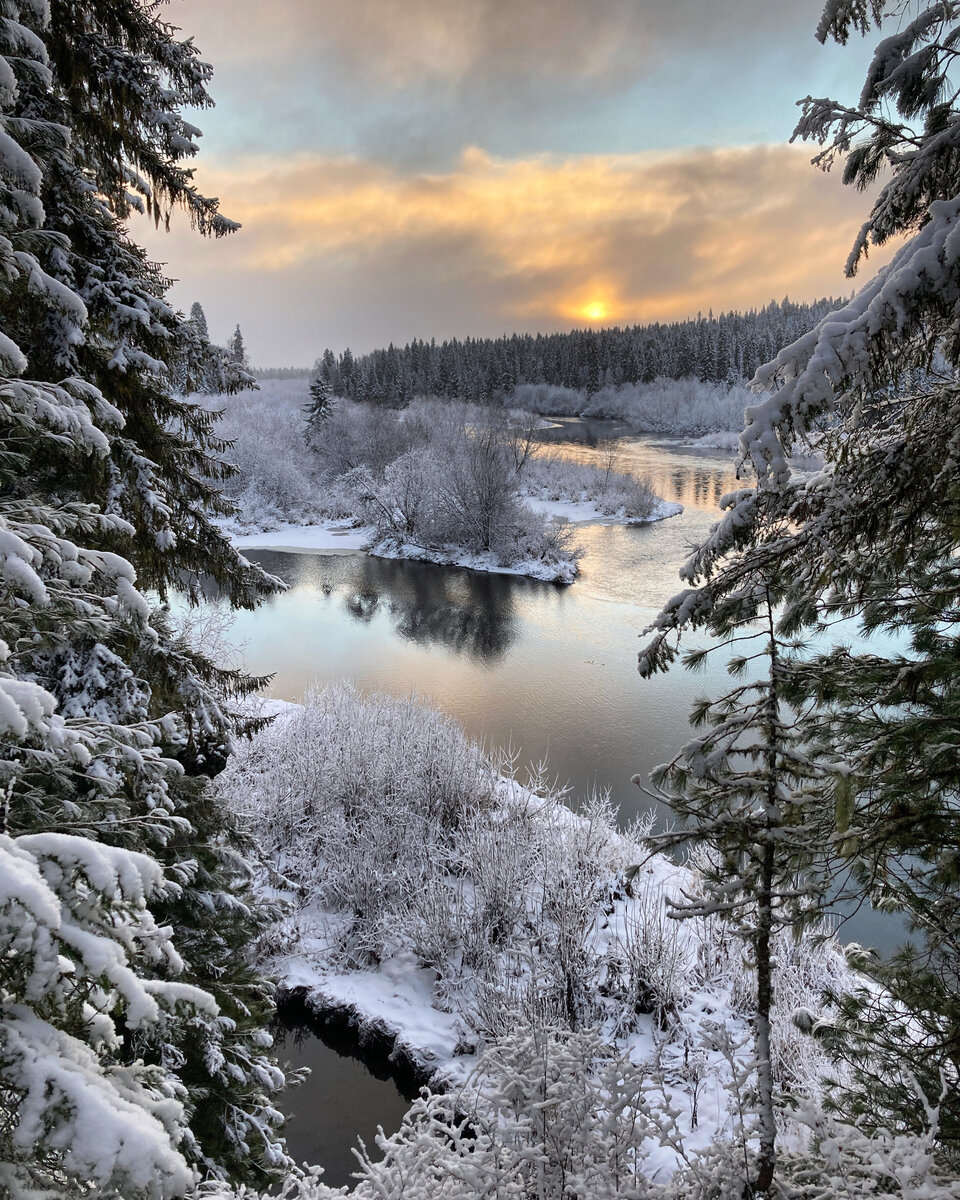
<box><xmin>139</xmin><ymin>0</ymin><xmax>892</xmax><ymax>366</ymax></box>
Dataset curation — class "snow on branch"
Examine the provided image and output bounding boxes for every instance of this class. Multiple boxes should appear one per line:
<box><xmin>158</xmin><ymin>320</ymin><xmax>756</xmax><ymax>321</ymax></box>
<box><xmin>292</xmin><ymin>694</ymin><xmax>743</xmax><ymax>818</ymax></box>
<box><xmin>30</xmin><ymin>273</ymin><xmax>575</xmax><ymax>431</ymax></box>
<box><xmin>747</xmin><ymin>193</ymin><xmax>960</xmax><ymax>485</ymax></box>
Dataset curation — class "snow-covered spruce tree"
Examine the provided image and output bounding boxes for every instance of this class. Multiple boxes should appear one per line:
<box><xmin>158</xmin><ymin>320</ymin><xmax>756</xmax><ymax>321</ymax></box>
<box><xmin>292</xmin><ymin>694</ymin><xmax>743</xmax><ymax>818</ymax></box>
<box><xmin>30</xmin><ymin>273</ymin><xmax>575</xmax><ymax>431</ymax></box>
<box><xmin>228</xmin><ymin>324</ymin><xmax>248</xmax><ymax>370</ymax></box>
<box><xmin>0</xmin><ymin>0</ymin><xmax>289</xmax><ymax>1190</ymax></box>
<box><xmin>642</xmin><ymin>0</ymin><xmax>960</xmax><ymax>1177</ymax></box>
<box><xmin>0</xmin><ymin>533</ymin><xmax>215</xmax><ymax>1198</ymax></box>
<box><xmin>172</xmin><ymin>301</ymin><xmax>257</xmax><ymax>397</ymax></box>
<box><xmin>303</xmin><ymin>370</ymin><xmax>333</xmax><ymax>437</ymax></box>
<box><xmin>641</xmin><ymin>586</ymin><xmax>828</xmax><ymax>1196</ymax></box>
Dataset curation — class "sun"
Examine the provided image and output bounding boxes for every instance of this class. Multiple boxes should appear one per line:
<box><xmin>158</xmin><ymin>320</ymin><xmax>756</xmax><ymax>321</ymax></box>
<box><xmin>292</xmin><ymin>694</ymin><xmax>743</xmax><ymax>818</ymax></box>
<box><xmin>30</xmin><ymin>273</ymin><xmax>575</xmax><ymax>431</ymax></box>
<box><xmin>580</xmin><ymin>300</ymin><xmax>608</xmax><ymax>322</ymax></box>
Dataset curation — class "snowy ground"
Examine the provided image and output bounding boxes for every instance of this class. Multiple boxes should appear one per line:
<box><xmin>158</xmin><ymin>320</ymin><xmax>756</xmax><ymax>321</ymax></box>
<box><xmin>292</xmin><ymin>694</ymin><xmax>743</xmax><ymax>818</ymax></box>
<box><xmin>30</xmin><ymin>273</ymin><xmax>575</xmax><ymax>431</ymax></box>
<box><xmin>524</xmin><ymin>495</ymin><xmax>683</xmax><ymax>526</ymax></box>
<box><xmin>220</xmin><ymin>690</ymin><xmax>854</xmax><ymax>1181</ymax></box>
<box><xmin>366</xmin><ymin>535</ymin><xmax>580</xmax><ymax>583</ymax></box>
<box><xmin>226</xmin><ymin>519</ymin><xmax>579</xmax><ymax>581</ymax></box>
<box><xmin>226</xmin><ymin>496</ymin><xmax>681</xmax><ymax>581</ymax></box>
<box><xmin>231</xmin><ymin>522</ymin><xmax>373</xmax><ymax>554</ymax></box>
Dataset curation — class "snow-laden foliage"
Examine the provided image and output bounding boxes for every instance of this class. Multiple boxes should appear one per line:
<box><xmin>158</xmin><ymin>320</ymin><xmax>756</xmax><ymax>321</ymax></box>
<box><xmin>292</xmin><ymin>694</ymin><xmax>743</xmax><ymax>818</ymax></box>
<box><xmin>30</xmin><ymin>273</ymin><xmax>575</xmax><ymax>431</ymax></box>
<box><xmin>216</xmin><ymin>689</ymin><xmax>853</xmax><ymax>1170</ymax></box>
<box><xmin>639</xmin><ymin>0</ymin><xmax>960</xmax><ymax>1179</ymax></box>
<box><xmin>170</xmin><ymin>302</ymin><xmax>256</xmax><ymax>398</ymax></box>
<box><xmin>798</xmin><ymin>0</ymin><xmax>960</xmax><ymax>276</ymax></box>
<box><xmin>205</xmin><ymin>383</ymin><xmax>670</xmax><ymax>579</ymax></box>
<box><xmin>0</xmin><ymin>828</ymin><xmax>202</xmax><ymax>1199</ymax></box>
<box><xmin>343</xmin><ymin>404</ymin><xmax>583</xmax><ymax>578</ymax></box>
<box><xmin>0</xmin><ymin>0</ymin><xmax>287</xmax><ymax>1193</ymax></box>
<box><xmin>509</xmin><ymin>381</ymin><xmax>586</xmax><ymax>415</ymax></box>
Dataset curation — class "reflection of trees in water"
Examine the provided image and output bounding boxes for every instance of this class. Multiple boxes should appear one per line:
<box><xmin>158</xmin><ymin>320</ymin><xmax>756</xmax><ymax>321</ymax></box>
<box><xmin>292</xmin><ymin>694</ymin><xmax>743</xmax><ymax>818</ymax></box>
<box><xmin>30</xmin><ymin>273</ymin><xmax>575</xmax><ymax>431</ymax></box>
<box><xmin>341</xmin><ymin>557</ymin><xmax>521</xmax><ymax>662</ymax></box>
<box><xmin>345</xmin><ymin>590</ymin><xmax>380</xmax><ymax>623</ymax></box>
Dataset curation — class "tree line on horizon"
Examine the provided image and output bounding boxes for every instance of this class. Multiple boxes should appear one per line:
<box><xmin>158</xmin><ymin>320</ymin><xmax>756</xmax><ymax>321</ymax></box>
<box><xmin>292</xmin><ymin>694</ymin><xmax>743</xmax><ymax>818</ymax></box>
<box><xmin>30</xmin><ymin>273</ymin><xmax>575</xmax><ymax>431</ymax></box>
<box><xmin>305</xmin><ymin>297</ymin><xmax>843</xmax><ymax>405</ymax></box>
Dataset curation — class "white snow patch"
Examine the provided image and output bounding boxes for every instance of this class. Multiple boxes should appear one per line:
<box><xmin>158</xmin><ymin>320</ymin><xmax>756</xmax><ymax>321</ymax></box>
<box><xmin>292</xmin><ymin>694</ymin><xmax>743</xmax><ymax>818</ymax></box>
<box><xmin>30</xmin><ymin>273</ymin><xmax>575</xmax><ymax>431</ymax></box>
<box><xmin>230</xmin><ymin>522</ymin><xmax>374</xmax><ymax>555</ymax></box>
<box><xmin>525</xmin><ymin>496</ymin><xmax>683</xmax><ymax>526</ymax></box>
<box><xmin>368</xmin><ymin>537</ymin><xmax>579</xmax><ymax>583</ymax></box>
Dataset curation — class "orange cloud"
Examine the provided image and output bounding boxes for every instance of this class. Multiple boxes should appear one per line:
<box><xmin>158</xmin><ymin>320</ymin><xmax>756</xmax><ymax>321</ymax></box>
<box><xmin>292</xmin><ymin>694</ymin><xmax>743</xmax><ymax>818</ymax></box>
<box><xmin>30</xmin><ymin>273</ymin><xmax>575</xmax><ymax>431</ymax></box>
<box><xmin>139</xmin><ymin>143</ymin><xmax>897</xmax><ymax>362</ymax></box>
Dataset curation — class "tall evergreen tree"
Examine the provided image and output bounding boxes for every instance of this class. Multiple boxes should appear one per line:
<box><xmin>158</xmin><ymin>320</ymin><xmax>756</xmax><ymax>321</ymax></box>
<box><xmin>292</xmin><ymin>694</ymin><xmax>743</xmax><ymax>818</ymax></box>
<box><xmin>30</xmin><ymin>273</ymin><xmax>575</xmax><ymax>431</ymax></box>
<box><xmin>642</xmin><ymin>0</ymin><xmax>960</xmax><ymax>1178</ymax></box>
<box><xmin>643</xmin><ymin>587</ymin><xmax>829</xmax><ymax>1195</ymax></box>
<box><xmin>303</xmin><ymin>370</ymin><xmax>333</xmax><ymax>436</ymax></box>
<box><xmin>0</xmin><ymin>1</ymin><xmax>288</xmax><ymax>1192</ymax></box>
<box><xmin>228</xmin><ymin>323</ymin><xmax>248</xmax><ymax>369</ymax></box>
<box><xmin>172</xmin><ymin>302</ymin><xmax>255</xmax><ymax>396</ymax></box>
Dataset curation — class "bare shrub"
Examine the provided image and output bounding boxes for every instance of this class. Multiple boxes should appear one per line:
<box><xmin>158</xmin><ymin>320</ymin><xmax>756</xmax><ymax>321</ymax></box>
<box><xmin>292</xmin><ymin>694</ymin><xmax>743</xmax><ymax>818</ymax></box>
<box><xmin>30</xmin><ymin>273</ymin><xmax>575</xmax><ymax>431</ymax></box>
<box><xmin>581</xmin><ymin>376</ymin><xmax>755</xmax><ymax>436</ymax></box>
<box><xmin>520</xmin><ymin>449</ymin><xmax>659</xmax><ymax>521</ymax></box>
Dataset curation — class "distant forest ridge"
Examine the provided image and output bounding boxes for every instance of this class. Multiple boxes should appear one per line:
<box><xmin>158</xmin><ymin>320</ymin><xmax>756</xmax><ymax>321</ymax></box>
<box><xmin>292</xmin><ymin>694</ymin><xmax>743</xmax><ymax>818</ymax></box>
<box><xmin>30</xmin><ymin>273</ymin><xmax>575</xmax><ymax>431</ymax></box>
<box><xmin>276</xmin><ymin>297</ymin><xmax>844</xmax><ymax>405</ymax></box>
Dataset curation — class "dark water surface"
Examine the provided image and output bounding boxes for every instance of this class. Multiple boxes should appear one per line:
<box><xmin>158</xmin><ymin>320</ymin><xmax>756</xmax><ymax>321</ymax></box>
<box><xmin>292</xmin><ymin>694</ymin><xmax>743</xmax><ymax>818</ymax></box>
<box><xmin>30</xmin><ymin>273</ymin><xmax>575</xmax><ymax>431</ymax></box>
<box><xmin>272</xmin><ymin>997</ymin><xmax>421</xmax><ymax>1186</ymax></box>
<box><xmin>217</xmin><ymin>428</ymin><xmax>900</xmax><ymax>1187</ymax></box>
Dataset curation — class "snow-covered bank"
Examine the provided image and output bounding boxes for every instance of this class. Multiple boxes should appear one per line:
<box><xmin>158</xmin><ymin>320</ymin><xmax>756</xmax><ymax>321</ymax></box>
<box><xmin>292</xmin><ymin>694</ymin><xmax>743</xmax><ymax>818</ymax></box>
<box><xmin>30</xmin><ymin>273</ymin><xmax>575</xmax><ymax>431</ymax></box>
<box><xmin>223</xmin><ymin>497</ymin><xmax>682</xmax><ymax>584</ymax></box>
<box><xmin>224</xmin><ymin>519</ymin><xmax>578</xmax><ymax>582</ymax></box>
<box><xmin>367</xmin><ymin>534</ymin><xmax>580</xmax><ymax>583</ymax></box>
<box><xmin>219</xmin><ymin>688</ymin><xmax>853</xmax><ymax>1179</ymax></box>
<box><xmin>231</xmin><ymin>522</ymin><xmax>374</xmax><ymax>554</ymax></box>
<box><xmin>524</xmin><ymin>495</ymin><xmax>683</xmax><ymax>526</ymax></box>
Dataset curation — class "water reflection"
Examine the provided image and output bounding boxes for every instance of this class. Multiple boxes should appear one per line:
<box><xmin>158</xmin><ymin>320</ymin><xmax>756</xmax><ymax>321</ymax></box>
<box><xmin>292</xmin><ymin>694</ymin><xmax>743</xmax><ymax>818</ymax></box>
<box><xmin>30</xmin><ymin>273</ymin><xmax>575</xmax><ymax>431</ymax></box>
<box><xmin>273</xmin><ymin>996</ymin><xmax>420</xmax><ymax>1189</ymax></box>
<box><xmin>251</xmin><ymin>551</ymin><xmax>525</xmax><ymax>662</ymax></box>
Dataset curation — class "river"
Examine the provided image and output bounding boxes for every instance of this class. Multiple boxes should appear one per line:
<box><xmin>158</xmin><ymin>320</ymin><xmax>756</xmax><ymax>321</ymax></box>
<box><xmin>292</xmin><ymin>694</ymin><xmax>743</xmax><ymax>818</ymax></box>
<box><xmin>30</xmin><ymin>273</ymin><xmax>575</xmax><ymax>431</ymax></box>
<box><xmin>223</xmin><ymin>428</ymin><xmax>743</xmax><ymax>833</ymax></box>
<box><xmin>213</xmin><ymin>424</ymin><xmax>894</xmax><ymax>1187</ymax></box>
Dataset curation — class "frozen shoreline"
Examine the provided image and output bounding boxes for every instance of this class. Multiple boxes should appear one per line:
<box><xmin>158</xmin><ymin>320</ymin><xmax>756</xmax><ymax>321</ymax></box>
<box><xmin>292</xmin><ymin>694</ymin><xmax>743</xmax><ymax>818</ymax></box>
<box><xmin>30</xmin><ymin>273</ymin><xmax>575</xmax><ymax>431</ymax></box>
<box><xmin>226</xmin><ymin>692</ymin><xmax>851</xmax><ymax>1180</ymax></box>
<box><xmin>523</xmin><ymin>494</ymin><xmax>683</xmax><ymax>526</ymax></box>
<box><xmin>224</xmin><ymin>496</ymin><xmax>682</xmax><ymax>583</ymax></box>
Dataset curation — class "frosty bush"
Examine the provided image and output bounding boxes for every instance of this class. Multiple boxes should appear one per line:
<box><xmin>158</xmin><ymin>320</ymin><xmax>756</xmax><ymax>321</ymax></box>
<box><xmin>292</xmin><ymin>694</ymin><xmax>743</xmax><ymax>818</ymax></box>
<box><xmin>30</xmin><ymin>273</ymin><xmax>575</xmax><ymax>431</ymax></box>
<box><xmin>201</xmin><ymin>387</ymin><xmax>665</xmax><ymax>576</ymax></box>
<box><xmin>336</xmin><ymin>403</ymin><xmax>586</xmax><ymax>574</ymax></box>
<box><xmin>316</xmin><ymin>399</ymin><xmax>417</xmax><ymax>478</ymax></box>
<box><xmin>202</xmin><ymin>380</ymin><xmax>353</xmax><ymax>532</ymax></box>
<box><xmin>520</xmin><ymin>449</ymin><xmax>660</xmax><ymax>521</ymax></box>
<box><xmin>217</xmin><ymin>689</ymin><xmax>852</xmax><ymax>1146</ymax></box>
<box><xmin>504</xmin><ymin>376</ymin><xmax>757</xmax><ymax>436</ymax></box>
<box><xmin>200</xmin><ymin>1042</ymin><xmax>960</xmax><ymax>1200</ymax></box>
<box><xmin>582</xmin><ymin>377</ymin><xmax>755</xmax><ymax>436</ymax></box>
<box><xmin>508</xmin><ymin>382</ymin><xmax>587</xmax><ymax>416</ymax></box>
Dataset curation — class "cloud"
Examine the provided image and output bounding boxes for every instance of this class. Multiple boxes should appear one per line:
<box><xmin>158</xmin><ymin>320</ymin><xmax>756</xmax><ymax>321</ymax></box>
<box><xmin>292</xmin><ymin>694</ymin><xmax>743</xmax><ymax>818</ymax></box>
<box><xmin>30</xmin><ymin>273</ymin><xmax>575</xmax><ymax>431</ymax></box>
<box><xmin>139</xmin><ymin>142</ymin><xmax>895</xmax><ymax>364</ymax></box>
<box><xmin>171</xmin><ymin>0</ymin><xmax>809</xmax><ymax>90</ymax></box>
<box><xmin>164</xmin><ymin>0</ymin><xmax>845</xmax><ymax>168</ymax></box>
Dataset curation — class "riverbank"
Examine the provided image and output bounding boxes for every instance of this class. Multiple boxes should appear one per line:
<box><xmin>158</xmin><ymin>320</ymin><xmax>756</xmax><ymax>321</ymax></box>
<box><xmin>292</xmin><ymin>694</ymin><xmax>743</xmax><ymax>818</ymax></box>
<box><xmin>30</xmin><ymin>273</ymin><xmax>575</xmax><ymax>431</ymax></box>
<box><xmin>220</xmin><ymin>689</ymin><xmax>853</xmax><ymax>1181</ymax></box>
<box><xmin>226</xmin><ymin>493</ymin><xmax>682</xmax><ymax>583</ymax></box>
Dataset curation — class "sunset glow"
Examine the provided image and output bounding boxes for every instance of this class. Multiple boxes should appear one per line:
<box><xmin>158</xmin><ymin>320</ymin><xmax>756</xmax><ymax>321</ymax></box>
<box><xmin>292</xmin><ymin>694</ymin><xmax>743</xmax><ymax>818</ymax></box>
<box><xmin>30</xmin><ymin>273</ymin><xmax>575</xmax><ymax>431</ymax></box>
<box><xmin>580</xmin><ymin>300</ymin><xmax>608</xmax><ymax>322</ymax></box>
<box><xmin>147</xmin><ymin>0</ymin><xmax>880</xmax><ymax>362</ymax></box>
<box><xmin>141</xmin><ymin>143</ymin><xmax>895</xmax><ymax>360</ymax></box>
